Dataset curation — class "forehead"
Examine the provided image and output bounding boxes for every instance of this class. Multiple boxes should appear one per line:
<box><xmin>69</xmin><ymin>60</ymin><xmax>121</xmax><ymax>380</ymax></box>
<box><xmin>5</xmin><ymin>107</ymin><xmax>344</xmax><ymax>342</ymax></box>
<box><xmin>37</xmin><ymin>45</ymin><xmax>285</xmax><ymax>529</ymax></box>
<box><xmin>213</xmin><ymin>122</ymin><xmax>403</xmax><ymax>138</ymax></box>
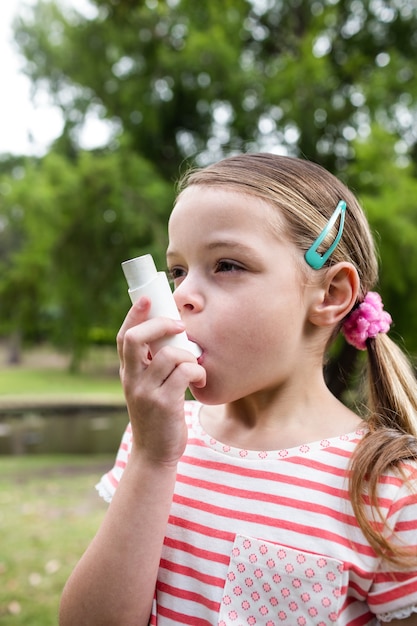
<box><xmin>168</xmin><ymin>185</ymin><xmax>284</xmax><ymax>241</ymax></box>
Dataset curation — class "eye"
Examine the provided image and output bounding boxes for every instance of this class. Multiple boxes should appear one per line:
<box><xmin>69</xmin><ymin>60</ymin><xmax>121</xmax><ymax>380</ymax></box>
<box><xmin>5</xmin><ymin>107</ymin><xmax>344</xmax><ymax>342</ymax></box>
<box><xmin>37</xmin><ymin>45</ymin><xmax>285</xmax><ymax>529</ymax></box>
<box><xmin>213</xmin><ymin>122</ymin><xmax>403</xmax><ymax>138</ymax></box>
<box><xmin>167</xmin><ymin>266</ymin><xmax>186</xmax><ymax>284</ymax></box>
<box><xmin>215</xmin><ymin>260</ymin><xmax>244</xmax><ymax>273</ymax></box>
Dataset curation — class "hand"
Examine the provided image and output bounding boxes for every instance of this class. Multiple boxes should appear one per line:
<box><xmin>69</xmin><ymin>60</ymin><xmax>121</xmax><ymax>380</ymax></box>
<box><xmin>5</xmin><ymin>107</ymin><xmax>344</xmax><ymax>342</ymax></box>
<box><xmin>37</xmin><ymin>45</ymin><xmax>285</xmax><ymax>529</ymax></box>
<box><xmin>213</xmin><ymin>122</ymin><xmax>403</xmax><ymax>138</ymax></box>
<box><xmin>117</xmin><ymin>297</ymin><xmax>206</xmax><ymax>466</ymax></box>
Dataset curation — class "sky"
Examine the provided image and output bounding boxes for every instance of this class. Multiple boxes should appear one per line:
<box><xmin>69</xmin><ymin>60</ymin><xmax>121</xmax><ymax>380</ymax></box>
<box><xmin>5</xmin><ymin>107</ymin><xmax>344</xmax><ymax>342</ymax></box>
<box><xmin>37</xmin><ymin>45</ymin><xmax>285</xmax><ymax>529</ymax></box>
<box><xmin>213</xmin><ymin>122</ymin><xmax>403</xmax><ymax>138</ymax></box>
<box><xmin>0</xmin><ymin>0</ymin><xmax>109</xmax><ymax>157</ymax></box>
<box><xmin>0</xmin><ymin>0</ymin><xmax>61</xmax><ymax>155</ymax></box>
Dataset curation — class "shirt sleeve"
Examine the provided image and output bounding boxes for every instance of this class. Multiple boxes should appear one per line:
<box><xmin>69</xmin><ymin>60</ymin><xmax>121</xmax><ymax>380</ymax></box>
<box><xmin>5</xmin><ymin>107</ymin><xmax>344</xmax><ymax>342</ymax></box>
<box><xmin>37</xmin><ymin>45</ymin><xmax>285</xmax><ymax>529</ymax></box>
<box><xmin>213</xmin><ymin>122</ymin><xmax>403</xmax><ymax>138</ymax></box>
<box><xmin>95</xmin><ymin>422</ymin><xmax>132</xmax><ymax>503</ymax></box>
<box><xmin>367</xmin><ymin>462</ymin><xmax>417</xmax><ymax>621</ymax></box>
<box><xmin>94</xmin><ymin>401</ymin><xmax>198</xmax><ymax>502</ymax></box>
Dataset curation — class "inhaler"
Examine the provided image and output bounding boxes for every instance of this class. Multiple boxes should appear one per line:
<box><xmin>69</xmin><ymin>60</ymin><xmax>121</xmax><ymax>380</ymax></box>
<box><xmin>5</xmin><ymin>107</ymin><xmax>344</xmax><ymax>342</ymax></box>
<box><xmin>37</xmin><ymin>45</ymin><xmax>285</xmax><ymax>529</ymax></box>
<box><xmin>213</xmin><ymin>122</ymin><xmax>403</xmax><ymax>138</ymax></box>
<box><xmin>122</xmin><ymin>254</ymin><xmax>202</xmax><ymax>358</ymax></box>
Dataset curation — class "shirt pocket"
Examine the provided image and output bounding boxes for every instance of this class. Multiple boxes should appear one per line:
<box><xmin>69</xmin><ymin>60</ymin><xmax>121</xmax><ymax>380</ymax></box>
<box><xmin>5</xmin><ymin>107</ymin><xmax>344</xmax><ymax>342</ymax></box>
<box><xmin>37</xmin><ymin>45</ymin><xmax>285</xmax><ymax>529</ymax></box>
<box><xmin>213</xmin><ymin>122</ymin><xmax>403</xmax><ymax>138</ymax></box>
<box><xmin>218</xmin><ymin>535</ymin><xmax>346</xmax><ymax>626</ymax></box>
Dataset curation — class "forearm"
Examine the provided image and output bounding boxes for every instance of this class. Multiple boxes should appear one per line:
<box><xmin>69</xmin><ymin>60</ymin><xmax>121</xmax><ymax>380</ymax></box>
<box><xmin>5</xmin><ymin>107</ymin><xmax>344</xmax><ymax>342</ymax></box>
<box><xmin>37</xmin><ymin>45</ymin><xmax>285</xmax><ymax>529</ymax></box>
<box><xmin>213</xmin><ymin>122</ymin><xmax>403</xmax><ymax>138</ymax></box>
<box><xmin>59</xmin><ymin>451</ymin><xmax>177</xmax><ymax>626</ymax></box>
<box><xmin>60</xmin><ymin>301</ymin><xmax>206</xmax><ymax>625</ymax></box>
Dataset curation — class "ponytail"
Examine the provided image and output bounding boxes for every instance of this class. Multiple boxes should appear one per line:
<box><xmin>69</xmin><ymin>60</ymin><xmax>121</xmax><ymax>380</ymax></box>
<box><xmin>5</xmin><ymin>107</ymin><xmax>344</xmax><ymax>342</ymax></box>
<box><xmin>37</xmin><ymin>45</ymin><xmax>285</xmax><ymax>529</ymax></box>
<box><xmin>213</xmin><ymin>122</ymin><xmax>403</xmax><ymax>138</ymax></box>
<box><xmin>349</xmin><ymin>333</ymin><xmax>417</xmax><ymax>565</ymax></box>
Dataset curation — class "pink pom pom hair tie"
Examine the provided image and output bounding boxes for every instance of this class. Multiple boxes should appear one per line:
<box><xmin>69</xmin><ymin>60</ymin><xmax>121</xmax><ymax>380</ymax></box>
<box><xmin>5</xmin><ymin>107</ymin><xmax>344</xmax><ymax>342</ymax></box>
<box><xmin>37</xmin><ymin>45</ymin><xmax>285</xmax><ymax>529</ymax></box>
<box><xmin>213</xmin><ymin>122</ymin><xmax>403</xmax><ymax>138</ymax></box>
<box><xmin>341</xmin><ymin>292</ymin><xmax>392</xmax><ymax>351</ymax></box>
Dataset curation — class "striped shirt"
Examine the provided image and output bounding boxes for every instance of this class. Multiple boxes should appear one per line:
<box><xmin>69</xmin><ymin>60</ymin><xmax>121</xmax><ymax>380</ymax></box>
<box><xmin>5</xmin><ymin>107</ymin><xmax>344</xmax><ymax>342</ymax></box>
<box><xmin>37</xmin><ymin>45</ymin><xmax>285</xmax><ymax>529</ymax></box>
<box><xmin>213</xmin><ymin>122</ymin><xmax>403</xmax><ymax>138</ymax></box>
<box><xmin>97</xmin><ymin>401</ymin><xmax>417</xmax><ymax>625</ymax></box>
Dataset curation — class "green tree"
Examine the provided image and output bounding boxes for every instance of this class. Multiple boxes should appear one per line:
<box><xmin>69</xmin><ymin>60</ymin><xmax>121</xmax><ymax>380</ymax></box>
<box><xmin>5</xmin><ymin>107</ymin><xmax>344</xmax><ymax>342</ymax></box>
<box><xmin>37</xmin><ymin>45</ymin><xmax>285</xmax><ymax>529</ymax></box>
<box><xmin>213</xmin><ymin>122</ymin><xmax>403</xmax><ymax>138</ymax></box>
<box><xmin>13</xmin><ymin>0</ymin><xmax>417</xmax><ymax>170</ymax></box>
<box><xmin>0</xmin><ymin>155</ymin><xmax>66</xmax><ymax>362</ymax></box>
<box><xmin>0</xmin><ymin>149</ymin><xmax>172</xmax><ymax>369</ymax></box>
<box><xmin>49</xmin><ymin>148</ymin><xmax>172</xmax><ymax>370</ymax></box>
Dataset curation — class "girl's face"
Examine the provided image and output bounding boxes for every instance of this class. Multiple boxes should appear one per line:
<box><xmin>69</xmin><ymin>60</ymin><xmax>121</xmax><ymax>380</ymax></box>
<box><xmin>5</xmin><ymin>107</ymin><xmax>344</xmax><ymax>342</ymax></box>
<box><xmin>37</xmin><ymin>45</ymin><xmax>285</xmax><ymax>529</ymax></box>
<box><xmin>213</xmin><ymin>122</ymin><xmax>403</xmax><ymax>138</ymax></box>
<box><xmin>167</xmin><ymin>186</ymin><xmax>318</xmax><ymax>405</ymax></box>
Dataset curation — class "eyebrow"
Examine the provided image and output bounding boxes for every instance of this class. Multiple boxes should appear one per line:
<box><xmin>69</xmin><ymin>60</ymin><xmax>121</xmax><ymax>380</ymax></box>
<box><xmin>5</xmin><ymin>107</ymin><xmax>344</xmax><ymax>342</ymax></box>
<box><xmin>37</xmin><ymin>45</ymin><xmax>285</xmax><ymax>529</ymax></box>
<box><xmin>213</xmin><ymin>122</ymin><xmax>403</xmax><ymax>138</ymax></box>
<box><xmin>166</xmin><ymin>240</ymin><xmax>257</xmax><ymax>259</ymax></box>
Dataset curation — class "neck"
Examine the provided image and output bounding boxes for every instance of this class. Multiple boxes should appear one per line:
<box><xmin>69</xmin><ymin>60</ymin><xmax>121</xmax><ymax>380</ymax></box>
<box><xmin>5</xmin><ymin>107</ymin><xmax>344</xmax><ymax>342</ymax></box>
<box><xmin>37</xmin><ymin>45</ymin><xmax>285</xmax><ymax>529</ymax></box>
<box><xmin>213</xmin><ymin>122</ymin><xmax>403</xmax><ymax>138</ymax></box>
<box><xmin>200</xmin><ymin>376</ymin><xmax>363</xmax><ymax>451</ymax></box>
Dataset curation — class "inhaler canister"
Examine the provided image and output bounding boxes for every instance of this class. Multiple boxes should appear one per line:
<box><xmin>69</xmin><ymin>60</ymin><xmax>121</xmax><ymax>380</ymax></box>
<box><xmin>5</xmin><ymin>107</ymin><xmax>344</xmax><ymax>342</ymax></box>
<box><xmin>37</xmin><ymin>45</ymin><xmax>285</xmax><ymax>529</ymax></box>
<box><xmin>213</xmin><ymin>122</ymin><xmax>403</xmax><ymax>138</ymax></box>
<box><xmin>122</xmin><ymin>254</ymin><xmax>202</xmax><ymax>358</ymax></box>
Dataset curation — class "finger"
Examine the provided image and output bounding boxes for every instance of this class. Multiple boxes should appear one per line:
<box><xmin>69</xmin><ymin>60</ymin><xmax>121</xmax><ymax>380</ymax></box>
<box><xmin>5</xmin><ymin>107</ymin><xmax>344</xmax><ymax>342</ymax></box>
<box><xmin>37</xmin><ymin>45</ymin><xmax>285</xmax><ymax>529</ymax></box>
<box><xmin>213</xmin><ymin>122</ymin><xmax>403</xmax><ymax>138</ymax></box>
<box><xmin>147</xmin><ymin>345</ymin><xmax>203</xmax><ymax>383</ymax></box>
<box><xmin>117</xmin><ymin>297</ymin><xmax>150</xmax><ymax>363</ymax></box>
<box><xmin>119</xmin><ymin>317</ymin><xmax>185</xmax><ymax>370</ymax></box>
<box><xmin>160</xmin><ymin>361</ymin><xmax>207</xmax><ymax>397</ymax></box>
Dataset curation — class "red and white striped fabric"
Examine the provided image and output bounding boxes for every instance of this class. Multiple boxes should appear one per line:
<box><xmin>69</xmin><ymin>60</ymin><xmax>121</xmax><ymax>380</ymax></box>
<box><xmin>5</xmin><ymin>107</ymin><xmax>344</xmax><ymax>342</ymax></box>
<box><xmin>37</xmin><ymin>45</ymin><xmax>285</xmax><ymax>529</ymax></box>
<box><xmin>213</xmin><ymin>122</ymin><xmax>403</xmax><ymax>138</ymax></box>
<box><xmin>97</xmin><ymin>401</ymin><xmax>417</xmax><ymax>625</ymax></box>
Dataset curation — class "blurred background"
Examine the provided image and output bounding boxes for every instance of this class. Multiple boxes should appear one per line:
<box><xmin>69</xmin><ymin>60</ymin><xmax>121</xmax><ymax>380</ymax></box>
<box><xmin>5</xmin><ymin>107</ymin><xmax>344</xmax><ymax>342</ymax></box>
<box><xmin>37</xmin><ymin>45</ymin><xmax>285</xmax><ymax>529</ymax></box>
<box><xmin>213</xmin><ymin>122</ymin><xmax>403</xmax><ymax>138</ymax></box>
<box><xmin>1</xmin><ymin>0</ymin><xmax>417</xmax><ymax>623</ymax></box>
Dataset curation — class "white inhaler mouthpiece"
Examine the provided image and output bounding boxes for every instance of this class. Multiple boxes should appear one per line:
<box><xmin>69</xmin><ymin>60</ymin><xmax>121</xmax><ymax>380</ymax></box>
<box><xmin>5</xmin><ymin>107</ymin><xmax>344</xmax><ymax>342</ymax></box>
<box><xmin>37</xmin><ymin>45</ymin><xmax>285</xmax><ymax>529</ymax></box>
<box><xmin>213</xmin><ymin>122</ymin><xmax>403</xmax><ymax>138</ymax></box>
<box><xmin>122</xmin><ymin>254</ymin><xmax>202</xmax><ymax>358</ymax></box>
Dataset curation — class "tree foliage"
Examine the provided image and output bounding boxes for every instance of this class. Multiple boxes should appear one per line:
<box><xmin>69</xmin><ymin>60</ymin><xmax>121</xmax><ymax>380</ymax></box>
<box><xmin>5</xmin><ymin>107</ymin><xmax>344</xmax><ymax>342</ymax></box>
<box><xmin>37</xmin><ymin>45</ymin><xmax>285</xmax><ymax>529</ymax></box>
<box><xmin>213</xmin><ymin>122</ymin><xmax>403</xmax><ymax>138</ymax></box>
<box><xmin>0</xmin><ymin>150</ymin><xmax>171</xmax><ymax>368</ymax></box>
<box><xmin>13</xmin><ymin>0</ymin><xmax>417</xmax><ymax>169</ymax></box>
<box><xmin>1</xmin><ymin>0</ymin><xmax>417</xmax><ymax>374</ymax></box>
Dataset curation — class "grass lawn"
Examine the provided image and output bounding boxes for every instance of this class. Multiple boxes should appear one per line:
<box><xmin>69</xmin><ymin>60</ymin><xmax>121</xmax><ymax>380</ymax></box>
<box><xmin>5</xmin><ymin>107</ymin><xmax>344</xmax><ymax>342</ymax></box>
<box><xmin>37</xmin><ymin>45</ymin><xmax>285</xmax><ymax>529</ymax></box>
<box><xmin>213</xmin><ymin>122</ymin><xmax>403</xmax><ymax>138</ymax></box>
<box><xmin>0</xmin><ymin>454</ymin><xmax>112</xmax><ymax>625</ymax></box>
<box><xmin>0</xmin><ymin>367</ymin><xmax>124</xmax><ymax>397</ymax></box>
<box><xmin>0</xmin><ymin>346</ymin><xmax>120</xmax><ymax>623</ymax></box>
<box><xmin>0</xmin><ymin>345</ymin><xmax>123</xmax><ymax>398</ymax></box>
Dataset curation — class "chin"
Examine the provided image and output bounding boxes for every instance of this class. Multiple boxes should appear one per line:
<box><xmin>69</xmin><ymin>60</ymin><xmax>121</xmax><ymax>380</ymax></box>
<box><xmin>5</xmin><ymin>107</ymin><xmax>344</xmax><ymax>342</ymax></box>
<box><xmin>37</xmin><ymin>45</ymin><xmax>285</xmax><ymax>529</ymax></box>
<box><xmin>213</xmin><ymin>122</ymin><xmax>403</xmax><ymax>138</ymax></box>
<box><xmin>189</xmin><ymin>382</ymin><xmax>237</xmax><ymax>406</ymax></box>
<box><xmin>189</xmin><ymin>385</ymin><xmax>218</xmax><ymax>405</ymax></box>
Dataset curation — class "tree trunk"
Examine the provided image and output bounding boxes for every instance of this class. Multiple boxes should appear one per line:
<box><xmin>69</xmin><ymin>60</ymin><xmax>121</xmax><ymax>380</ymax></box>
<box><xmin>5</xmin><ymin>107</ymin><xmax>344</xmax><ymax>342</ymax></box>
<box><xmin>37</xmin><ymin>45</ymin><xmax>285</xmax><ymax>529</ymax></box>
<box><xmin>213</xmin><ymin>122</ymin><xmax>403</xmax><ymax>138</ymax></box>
<box><xmin>7</xmin><ymin>331</ymin><xmax>22</xmax><ymax>365</ymax></box>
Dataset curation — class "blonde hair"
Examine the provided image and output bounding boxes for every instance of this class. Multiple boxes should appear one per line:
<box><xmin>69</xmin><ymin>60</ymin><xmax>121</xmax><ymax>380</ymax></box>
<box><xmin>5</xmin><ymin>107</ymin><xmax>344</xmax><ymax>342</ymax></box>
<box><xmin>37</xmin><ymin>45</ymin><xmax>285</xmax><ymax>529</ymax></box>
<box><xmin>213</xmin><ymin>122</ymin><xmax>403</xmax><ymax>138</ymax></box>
<box><xmin>177</xmin><ymin>153</ymin><xmax>417</xmax><ymax>565</ymax></box>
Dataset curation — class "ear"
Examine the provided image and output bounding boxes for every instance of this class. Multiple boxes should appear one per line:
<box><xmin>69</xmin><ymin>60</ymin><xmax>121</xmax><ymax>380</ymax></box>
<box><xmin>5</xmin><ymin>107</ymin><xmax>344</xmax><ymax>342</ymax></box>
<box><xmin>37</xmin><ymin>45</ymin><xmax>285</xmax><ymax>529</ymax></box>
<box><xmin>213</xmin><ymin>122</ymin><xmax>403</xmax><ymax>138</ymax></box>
<box><xmin>308</xmin><ymin>262</ymin><xmax>360</xmax><ymax>328</ymax></box>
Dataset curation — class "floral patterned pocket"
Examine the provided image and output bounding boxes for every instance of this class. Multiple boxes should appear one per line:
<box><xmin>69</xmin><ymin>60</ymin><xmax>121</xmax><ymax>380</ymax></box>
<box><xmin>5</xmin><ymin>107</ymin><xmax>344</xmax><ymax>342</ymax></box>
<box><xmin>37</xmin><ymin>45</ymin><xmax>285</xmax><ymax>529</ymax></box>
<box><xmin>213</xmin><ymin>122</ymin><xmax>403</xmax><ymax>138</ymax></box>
<box><xmin>218</xmin><ymin>535</ymin><xmax>346</xmax><ymax>625</ymax></box>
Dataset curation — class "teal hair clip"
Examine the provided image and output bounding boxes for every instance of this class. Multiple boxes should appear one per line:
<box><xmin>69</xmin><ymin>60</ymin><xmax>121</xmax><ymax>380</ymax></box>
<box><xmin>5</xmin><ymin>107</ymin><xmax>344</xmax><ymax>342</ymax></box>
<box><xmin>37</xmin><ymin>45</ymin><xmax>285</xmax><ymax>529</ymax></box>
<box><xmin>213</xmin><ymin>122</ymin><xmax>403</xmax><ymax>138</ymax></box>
<box><xmin>304</xmin><ymin>200</ymin><xmax>347</xmax><ymax>270</ymax></box>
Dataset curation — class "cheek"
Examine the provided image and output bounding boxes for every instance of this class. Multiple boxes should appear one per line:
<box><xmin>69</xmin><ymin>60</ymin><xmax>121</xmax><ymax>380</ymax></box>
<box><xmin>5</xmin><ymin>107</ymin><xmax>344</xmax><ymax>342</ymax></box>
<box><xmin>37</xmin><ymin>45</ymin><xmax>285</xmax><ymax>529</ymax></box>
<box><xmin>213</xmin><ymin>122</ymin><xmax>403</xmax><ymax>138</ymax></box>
<box><xmin>228</xmin><ymin>306</ymin><xmax>302</xmax><ymax>369</ymax></box>
<box><xmin>216</xmin><ymin>310</ymin><xmax>277</xmax><ymax>362</ymax></box>
<box><xmin>208</xmin><ymin>285</ymin><xmax>302</xmax><ymax>355</ymax></box>
<box><xmin>214</xmin><ymin>302</ymin><xmax>256</xmax><ymax>342</ymax></box>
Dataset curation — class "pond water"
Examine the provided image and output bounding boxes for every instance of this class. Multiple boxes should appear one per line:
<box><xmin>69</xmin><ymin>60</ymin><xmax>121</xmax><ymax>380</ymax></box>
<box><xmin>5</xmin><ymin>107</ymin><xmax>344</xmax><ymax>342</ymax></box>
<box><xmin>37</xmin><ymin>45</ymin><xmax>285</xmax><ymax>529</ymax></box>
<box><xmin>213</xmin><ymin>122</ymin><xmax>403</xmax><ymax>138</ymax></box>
<box><xmin>0</xmin><ymin>406</ymin><xmax>128</xmax><ymax>455</ymax></box>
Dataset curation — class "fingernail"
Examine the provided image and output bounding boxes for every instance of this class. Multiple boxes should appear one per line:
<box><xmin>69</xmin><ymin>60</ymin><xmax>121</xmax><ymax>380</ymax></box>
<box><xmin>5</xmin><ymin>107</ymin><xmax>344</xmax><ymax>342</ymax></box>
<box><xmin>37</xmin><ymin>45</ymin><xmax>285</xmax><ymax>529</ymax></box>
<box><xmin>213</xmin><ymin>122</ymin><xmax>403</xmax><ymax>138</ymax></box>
<box><xmin>136</xmin><ymin>296</ymin><xmax>148</xmax><ymax>309</ymax></box>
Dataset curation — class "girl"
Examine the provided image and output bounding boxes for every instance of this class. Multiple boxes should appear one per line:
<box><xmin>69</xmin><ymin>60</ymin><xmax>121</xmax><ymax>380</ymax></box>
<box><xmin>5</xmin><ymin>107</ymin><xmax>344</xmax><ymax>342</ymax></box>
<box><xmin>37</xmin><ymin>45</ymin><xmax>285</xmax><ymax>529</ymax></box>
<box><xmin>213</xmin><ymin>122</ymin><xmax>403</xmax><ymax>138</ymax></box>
<box><xmin>60</xmin><ymin>154</ymin><xmax>417</xmax><ymax>625</ymax></box>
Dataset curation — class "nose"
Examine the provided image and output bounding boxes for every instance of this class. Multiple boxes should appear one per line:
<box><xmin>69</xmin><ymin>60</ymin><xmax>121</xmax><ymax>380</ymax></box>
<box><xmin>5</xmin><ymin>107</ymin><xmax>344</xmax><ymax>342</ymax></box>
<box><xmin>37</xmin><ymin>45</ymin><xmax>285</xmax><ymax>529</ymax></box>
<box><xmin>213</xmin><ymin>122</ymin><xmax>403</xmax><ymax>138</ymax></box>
<box><xmin>173</xmin><ymin>274</ymin><xmax>204</xmax><ymax>313</ymax></box>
